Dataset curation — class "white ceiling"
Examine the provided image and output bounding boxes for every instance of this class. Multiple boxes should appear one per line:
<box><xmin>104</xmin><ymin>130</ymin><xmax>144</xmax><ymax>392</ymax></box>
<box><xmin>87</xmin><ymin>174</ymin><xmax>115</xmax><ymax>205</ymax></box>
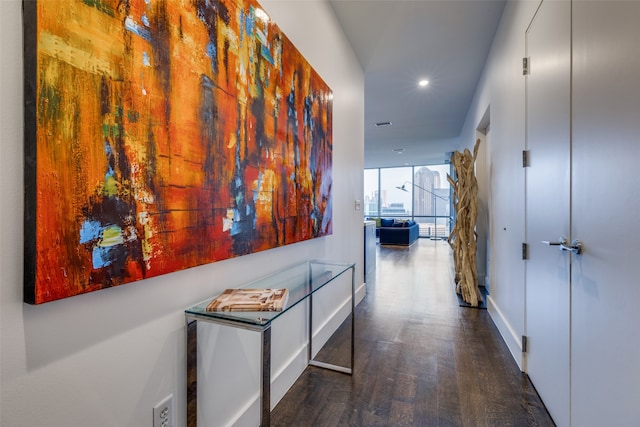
<box><xmin>328</xmin><ymin>0</ymin><xmax>506</xmax><ymax>168</ymax></box>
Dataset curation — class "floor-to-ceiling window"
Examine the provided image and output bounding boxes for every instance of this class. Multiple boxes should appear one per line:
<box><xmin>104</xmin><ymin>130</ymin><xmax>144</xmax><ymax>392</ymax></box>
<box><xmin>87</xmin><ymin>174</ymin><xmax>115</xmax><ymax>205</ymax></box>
<box><xmin>380</xmin><ymin>167</ymin><xmax>413</xmax><ymax>218</ymax></box>
<box><xmin>364</xmin><ymin>164</ymin><xmax>451</xmax><ymax>238</ymax></box>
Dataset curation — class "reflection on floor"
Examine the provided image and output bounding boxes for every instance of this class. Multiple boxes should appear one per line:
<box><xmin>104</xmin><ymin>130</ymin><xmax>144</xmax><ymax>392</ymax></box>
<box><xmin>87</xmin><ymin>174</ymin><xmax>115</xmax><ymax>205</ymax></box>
<box><xmin>271</xmin><ymin>238</ymin><xmax>554</xmax><ymax>426</ymax></box>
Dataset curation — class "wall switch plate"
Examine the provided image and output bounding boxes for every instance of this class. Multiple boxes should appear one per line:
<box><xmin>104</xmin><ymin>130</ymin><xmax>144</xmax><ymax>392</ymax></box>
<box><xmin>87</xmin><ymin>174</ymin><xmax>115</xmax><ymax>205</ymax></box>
<box><xmin>355</xmin><ymin>199</ymin><xmax>362</xmax><ymax>211</ymax></box>
<box><xmin>153</xmin><ymin>394</ymin><xmax>173</xmax><ymax>427</ymax></box>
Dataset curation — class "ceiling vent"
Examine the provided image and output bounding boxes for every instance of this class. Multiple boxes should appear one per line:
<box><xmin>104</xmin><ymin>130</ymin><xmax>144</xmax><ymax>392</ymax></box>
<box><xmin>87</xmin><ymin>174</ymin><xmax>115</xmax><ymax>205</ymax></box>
<box><xmin>375</xmin><ymin>121</ymin><xmax>392</xmax><ymax>127</ymax></box>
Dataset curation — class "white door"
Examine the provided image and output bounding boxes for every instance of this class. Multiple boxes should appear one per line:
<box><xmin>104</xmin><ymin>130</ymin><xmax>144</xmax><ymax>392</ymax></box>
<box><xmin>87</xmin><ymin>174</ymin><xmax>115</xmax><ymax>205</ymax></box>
<box><xmin>571</xmin><ymin>2</ymin><xmax>640</xmax><ymax>425</ymax></box>
<box><xmin>524</xmin><ymin>1</ymin><xmax>571</xmax><ymax>426</ymax></box>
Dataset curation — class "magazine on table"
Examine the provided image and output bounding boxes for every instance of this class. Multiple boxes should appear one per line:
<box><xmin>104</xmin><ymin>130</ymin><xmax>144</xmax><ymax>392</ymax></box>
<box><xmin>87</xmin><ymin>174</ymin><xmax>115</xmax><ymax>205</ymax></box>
<box><xmin>206</xmin><ymin>288</ymin><xmax>289</xmax><ymax>312</ymax></box>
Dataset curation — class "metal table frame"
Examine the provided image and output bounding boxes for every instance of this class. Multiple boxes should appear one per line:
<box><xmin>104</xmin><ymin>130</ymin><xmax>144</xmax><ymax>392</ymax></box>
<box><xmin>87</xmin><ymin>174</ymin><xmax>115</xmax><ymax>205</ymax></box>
<box><xmin>185</xmin><ymin>261</ymin><xmax>356</xmax><ymax>427</ymax></box>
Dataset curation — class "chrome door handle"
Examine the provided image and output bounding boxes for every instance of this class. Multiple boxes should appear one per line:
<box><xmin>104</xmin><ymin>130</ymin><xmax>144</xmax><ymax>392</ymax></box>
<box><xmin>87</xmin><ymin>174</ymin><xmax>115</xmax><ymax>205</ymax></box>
<box><xmin>561</xmin><ymin>239</ymin><xmax>583</xmax><ymax>255</ymax></box>
<box><xmin>542</xmin><ymin>237</ymin><xmax>583</xmax><ymax>255</ymax></box>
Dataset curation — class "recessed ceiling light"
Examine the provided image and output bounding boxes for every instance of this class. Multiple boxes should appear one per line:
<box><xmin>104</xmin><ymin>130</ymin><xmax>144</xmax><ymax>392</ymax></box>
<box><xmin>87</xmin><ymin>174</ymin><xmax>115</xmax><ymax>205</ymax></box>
<box><xmin>375</xmin><ymin>121</ymin><xmax>392</xmax><ymax>127</ymax></box>
<box><xmin>418</xmin><ymin>79</ymin><xmax>429</xmax><ymax>87</ymax></box>
<box><xmin>392</xmin><ymin>148</ymin><xmax>405</xmax><ymax>154</ymax></box>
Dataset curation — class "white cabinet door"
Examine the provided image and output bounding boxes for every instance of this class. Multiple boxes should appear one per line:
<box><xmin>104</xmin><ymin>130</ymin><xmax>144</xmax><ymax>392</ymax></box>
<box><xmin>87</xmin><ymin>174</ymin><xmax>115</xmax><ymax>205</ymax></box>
<box><xmin>571</xmin><ymin>2</ymin><xmax>640</xmax><ymax>425</ymax></box>
<box><xmin>524</xmin><ymin>1</ymin><xmax>572</xmax><ymax>426</ymax></box>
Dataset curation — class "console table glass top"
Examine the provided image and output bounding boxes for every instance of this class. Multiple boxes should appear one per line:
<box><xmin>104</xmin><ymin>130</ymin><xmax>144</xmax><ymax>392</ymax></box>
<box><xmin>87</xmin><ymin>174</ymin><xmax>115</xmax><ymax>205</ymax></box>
<box><xmin>185</xmin><ymin>260</ymin><xmax>355</xmax><ymax>328</ymax></box>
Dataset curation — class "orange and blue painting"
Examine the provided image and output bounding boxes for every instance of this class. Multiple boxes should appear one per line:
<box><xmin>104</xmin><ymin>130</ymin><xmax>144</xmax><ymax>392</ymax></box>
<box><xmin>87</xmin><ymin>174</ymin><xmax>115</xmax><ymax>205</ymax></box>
<box><xmin>23</xmin><ymin>0</ymin><xmax>333</xmax><ymax>304</ymax></box>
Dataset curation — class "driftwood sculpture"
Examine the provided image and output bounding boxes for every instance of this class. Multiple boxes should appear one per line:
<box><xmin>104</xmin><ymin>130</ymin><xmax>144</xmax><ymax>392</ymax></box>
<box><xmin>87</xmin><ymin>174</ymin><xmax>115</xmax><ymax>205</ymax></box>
<box><xmin>447</xmin><ymin>139</ymin><xmax>482</xmax><ymax>306</ymax></box>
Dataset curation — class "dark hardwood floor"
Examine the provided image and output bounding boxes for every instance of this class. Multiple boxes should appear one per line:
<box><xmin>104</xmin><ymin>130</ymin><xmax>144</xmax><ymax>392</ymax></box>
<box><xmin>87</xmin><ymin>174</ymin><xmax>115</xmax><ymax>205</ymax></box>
<box><xmin>271</xmin><ymin>239</ymin><xmax>555</xmax><ymax>427</ymax></box>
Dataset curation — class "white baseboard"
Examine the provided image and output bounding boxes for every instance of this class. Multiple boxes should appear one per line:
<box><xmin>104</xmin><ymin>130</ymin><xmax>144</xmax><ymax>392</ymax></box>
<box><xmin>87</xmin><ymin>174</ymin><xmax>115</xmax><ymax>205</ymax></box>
<box><xmin>487</xmin><ymin>295</ymin><xmax>524</xmax><ymax>371</ymax></box>
<box><xmin>355</xmin><ymin>281</ymin><xmax>367</xmax><ymax>305</ymax></box>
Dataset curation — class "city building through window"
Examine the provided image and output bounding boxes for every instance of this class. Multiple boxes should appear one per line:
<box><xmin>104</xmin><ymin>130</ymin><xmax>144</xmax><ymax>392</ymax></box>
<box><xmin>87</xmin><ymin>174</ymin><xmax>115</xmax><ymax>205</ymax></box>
<box><xmin>364</xmin><ymin>164</ymin><xmax>452</xmax><ymax>239</ymax></box>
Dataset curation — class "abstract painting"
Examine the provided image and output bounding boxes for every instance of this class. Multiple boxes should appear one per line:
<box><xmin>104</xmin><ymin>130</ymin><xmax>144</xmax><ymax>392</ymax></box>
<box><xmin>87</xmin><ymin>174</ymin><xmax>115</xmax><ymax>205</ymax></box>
<box><xmin>23</xmin><ymin>0</ymin><xmax>333</xmax><ymax>304</ymax></box>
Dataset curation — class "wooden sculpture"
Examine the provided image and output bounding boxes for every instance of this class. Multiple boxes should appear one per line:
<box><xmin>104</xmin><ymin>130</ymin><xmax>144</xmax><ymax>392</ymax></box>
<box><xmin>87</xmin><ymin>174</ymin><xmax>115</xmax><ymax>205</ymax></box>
<box><xmin>447</xmin><ymin>139</ymin><xmax>482</xmax><ymax>306</ymax></box>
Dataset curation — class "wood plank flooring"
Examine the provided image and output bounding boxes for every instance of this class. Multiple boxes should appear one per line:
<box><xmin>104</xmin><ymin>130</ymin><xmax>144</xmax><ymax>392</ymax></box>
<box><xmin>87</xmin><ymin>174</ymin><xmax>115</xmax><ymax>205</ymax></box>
<box><xmin>271</xmin><ymin>239</ymin><xmax>555</xmax><ymax>426</ymax></box>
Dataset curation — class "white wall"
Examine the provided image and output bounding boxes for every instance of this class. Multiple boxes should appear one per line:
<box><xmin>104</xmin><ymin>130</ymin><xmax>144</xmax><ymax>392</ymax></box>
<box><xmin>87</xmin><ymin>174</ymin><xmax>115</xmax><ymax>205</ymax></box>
<box><xmin>0</xmin><ymin>1</ymin><xmax>364</xmax><ymax>426</ymax></box>
<box><xmin>459</xmin><ymin>0</ymin><xmax>541</xmax><ymax>368</ymax></box>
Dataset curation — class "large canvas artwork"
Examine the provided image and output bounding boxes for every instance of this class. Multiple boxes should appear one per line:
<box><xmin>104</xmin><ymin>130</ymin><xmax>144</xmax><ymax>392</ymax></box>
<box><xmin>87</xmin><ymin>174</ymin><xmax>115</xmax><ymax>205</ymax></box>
<box><xmin>23</xmin><ymin>0</ymin><xmax>333</xmax><ymax>304</ymax></box>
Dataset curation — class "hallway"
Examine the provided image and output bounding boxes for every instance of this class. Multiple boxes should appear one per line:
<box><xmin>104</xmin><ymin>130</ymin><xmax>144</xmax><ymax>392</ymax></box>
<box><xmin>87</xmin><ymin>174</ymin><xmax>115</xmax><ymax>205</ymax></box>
<box><xmin>271</xmin><ymin>239</ymin><xmax>554</xmax><ymax>426</ymax></box>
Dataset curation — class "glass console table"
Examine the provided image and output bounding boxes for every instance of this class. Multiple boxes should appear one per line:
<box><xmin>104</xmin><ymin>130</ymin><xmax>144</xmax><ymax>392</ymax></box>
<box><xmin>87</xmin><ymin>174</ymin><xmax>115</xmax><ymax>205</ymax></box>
<box><xmin>185</xmin><ymin>260</ymin><xmax>356</xmax><ymax>427</ymax></box>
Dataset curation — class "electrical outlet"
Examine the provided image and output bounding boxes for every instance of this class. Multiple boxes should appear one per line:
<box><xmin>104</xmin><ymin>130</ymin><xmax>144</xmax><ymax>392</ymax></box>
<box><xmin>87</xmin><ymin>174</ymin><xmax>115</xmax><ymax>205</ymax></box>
<box><xmin>153</xmin><ymin>394</ymin><xmax>173</xmax><ymax>427</ymax></box>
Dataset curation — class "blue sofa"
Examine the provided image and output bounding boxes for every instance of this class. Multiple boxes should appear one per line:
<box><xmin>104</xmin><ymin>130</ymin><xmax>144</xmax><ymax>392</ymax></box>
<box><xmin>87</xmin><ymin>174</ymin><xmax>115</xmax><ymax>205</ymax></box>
<box><xmin>378</xmin><ymin>219</ymin><xmax>419</xmax><ymax>246</ymax></box>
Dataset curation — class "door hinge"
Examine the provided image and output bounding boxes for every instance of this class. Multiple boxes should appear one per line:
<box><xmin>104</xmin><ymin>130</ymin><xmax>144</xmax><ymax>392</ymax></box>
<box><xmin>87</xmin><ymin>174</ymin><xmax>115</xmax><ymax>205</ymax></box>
<box><xmin>522</xmin><ymin>335</ymin><xmax>528</xmax><ymax>353</ymax></box>
<box><xmin>523</xmin><ymin>57</ymin><xmax>530</xmax><ymax>75</ymax></box>
<box><xmin>522</xmin><ymin>150</ymin><xmax>530</xmax><ymax>167</ymax></box>
<box><xmin>522</xmin><ymin>242</ymin><xmax>529</xmax><ymax>260</ymax></box>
